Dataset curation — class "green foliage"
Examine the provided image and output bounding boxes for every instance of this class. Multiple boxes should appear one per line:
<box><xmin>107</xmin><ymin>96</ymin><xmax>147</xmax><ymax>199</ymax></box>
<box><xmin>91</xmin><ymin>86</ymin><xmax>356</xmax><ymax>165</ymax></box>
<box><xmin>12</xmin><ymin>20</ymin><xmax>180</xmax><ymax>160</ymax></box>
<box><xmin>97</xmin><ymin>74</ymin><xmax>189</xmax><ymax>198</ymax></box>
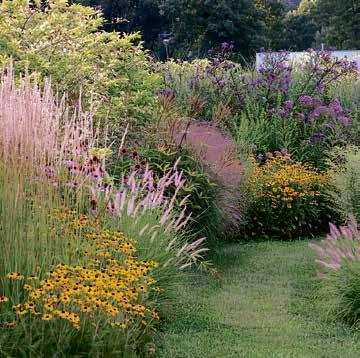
<box><xmin>74</xmin><ymin>0</ymin><xmax>168</xmax><ymax>51</ymax></box>
<box><xmin>0</xmin><ymin>0</ymin><xmax>160</xmax><ymax>135</ymax></box>
<box><xmin>329</xmin><ymin>146</ymin><xmax>360</xmax><ymax>222</ymax></box>
<box><xmin>319</xmin><ymin>261</ymin><xmax>360</xmax><ymax>325</ymax></box>
<box><xmin>328</xmin><ymin>76</ymin><xmax>360</xmax><ymax>146</ymax></box>
<box><xmin>155</xmin><ymin>59</ymin><xmax>243</xmax><ymax>120</ymax></box>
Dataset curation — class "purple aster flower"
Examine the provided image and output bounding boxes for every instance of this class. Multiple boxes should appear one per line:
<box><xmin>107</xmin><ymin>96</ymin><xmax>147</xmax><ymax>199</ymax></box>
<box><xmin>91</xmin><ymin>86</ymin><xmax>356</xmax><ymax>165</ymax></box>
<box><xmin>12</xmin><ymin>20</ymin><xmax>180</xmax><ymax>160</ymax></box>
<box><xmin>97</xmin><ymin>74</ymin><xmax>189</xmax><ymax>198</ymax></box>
<box><xmin>284</xmin><ymin>100</ymin><xmax>294</xmax><ymax>110</ymax></box>
<box><xmin>310</xmin><ymin>132</ymin><xmax>325</xmax><ymax>145</ymax></box>
<box><xmin>265</xmin><ymin>152</ymin><xmax>274</xmax><ymax>159</ymax></box>
<box><xmin>278</xmin><ymin>109</ymin><xmax>288</xmax><ymax>118</ymax></box>
<box><xmin>296</xmin><ymin>113</ymin><xmax>305</xmax><ymax>121</ymax></box>
<box><xmin>340</xmin><ymin>116</ymin><xmax>350</xmax><ymax>126</ymax></box>
<box><xmin>313</xmin><ymin>105</ymin><xmax>329</xmax><ymax>117</ymax></box>
<box><xmin>299</xmin><ymin>95</ymin><xmax>313</xmax><ymax>107</ymax></box>
<box><xmin>158</xmin><ymin>88</ymin><xmax>176</xmax><ymax>100</ymax></box>
<box><xmin>224</xmin><ymin>62</ymin><xmax>235</xmax><ymax>70</ymax></box>
<box><xmin>212</xmin><ymin>58</ymin><xmax>220</xmax><ymax>66</ymax></box>
<box><xmin>221</xmin><ymin>42</ymin><xmax>229</xmax><ymax>50</ymax></box>
<box><xmin>329</xmin><ymin>99</ymin><xmax>343</xmax><ymax>115</ymax></box>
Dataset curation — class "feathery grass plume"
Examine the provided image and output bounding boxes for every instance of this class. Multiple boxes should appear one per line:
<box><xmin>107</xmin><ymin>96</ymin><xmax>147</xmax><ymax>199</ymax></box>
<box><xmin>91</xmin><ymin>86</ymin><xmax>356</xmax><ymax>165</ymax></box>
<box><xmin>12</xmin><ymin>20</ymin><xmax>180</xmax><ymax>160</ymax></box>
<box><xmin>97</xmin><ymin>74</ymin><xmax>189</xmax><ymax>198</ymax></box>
<box><xmin>0</xmin><ymin>64</ymin><xmax>99</xmax><ymax>288</ymax></box>
<box><xmin>310</xmin><ymin>216</ymin><xmax>360</xmax><ymax>325</ymax></box>
<box><xmin>89</xmin><ymin>156</ymin><xmax>209</xmax><ymax>272</ymax></box>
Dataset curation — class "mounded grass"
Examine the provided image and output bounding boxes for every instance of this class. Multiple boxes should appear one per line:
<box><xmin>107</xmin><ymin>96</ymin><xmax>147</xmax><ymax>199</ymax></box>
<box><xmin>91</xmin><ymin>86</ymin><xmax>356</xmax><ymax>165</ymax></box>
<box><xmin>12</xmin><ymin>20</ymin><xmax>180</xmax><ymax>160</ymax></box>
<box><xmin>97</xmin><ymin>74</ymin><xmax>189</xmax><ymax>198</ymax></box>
<box><xmin>156</xmin><ymin>240</ymin><xmax>360</xmax><ymax>357</ymax></box>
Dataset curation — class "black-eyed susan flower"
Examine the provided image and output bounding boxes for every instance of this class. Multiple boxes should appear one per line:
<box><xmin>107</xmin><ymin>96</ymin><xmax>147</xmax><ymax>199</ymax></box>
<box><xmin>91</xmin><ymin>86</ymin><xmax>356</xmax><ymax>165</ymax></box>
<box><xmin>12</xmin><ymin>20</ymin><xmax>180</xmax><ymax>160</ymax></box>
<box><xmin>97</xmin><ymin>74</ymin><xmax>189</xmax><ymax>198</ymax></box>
<box><xmin>42</xmin><ymin>314</ymin><xmax>53</xmax><ymax>321</ymax></box>
<box><xmin>7</xmin><ymin>272</ymin><xmax>24</xmax><ymax>280</ymax></box>
<box><xmin>0</xmin><ymin>295</ymin><xmax>8</xmax><ymax>303</ymax></box>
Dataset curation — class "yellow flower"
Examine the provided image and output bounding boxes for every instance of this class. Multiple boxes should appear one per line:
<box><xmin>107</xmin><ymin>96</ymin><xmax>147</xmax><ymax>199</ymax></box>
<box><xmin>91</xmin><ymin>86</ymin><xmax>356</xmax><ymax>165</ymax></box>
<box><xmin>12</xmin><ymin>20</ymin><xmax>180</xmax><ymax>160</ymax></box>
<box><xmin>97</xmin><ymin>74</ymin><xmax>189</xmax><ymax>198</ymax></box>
<box><xmin>4</xmin><ymin>321</ymin><xmax>16</xmax><ymax>328</ymax></box>
<box><xmin>0</xmin><ymin>295</ymin><xmax>8</xmax><ymax>303</ymax></box>
<box><xmin>42</xmin><ymin>314</ymin><xmax>53</xmax><ymax>321</ymax></box>
<box><xmin>7</xmin><ymin>272</ymin><xmax>24</xmax><ymax>280</ymax></box>
<box><xmin>16</xmin><ymin>309</ymin><xmax>28</xmax><ymax>317</ymax></box>
<box><xmin>44</xmin><ymin>302</ymin><xmax>54</xmax><ymax>311</ymax></box>
<box><xmin>24</xmin><ymin>302</ymin><xmax>35</xmax><ymax>310</ymax></box>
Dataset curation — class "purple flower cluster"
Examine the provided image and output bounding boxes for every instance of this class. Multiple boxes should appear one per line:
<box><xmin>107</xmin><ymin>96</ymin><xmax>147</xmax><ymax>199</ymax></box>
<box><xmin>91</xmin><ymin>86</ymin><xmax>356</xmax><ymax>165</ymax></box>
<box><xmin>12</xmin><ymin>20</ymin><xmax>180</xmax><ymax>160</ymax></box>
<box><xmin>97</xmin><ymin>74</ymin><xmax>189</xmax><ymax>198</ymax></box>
<box><xmin>299</xmin><ymin>95</ymin><xmax>313</xmax><ymax>107</ymax></box>
<box><xmin>292</xmin><ymin>95</ymin><xmax>351</xmax><ymax>146</ymax></box>
<box><xmin>302</xmin><ymin>49</ymin><xmax>358</xmax><ymax>95</ymax></box>
<box><xmin>296</xmin><ymin>96</ymin><xmax>350</xmax><ymax>125</ymax></box>
<box><xmin>256</xmin><ymin>51</ymin><xmax>292</xmax><ymax>96</ymax></box>
<box><xmin>157</xmin><ymin>88</ymin><xmax>176</xmax><ymax>101</ymax></box>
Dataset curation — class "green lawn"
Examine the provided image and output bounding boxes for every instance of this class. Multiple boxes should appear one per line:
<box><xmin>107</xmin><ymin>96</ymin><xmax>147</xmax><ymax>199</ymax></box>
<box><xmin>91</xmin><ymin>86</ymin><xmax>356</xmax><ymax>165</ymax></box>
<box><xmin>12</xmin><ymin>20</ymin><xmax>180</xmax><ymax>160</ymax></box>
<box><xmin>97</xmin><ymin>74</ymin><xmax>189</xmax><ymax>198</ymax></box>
<box><xmin>156</xmin><ymin>240</ymin><xmax>360</xmax><ymax>357</ymax></box>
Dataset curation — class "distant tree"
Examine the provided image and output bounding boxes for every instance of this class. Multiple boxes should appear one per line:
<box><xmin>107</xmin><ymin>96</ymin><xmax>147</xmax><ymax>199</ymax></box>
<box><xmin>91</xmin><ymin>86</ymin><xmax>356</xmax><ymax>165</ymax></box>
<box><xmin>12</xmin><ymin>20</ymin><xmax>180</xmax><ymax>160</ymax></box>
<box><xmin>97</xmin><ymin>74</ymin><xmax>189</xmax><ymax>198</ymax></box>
<box><xmin>159</xmin><ymin>0</ymin><xmax>266</xmax><ymax>58</ymax></box>
<box><xmin>255</xmin><ymin>0</ymin><xmax>286</xmax><ymax>50</ymax></box>
<box><xmin>281</xmin><ymin>11</ymin><xmax>318</xmax><ymax>50</ymax></box>
<box><xmin>74</xmin><ymin>0</ymin><xmax>167</xmax><ymax>49</ymax></box>
<box><xmin>297</xmin><ymin>0</ymin><xmax>360</xmax><ymax>49</ymax></box>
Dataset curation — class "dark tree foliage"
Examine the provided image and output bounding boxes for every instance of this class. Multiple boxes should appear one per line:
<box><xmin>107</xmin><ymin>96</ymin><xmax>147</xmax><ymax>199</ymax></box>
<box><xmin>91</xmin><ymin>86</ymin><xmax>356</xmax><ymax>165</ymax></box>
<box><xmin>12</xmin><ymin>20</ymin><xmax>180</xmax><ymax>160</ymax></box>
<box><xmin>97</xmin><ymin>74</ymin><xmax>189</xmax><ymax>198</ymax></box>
<box><xmin>255</xmin><ymin>0</ymin><xmax>286</xmax><ymax>50</ymax></box>
<box><xmin>74</xmin><ymin>0</ymin><xmax>167</xmax><ymax>49</ymax></box>
<box><xmin>158</xmin><ymin>0</ymin><xmax>267</xmax><ymax>58</ymax></box>
<box><xmin>314</xmin><ymin>0</ymin><xmax>360</xmax><ymax>49</ymax></box>
<box><xmin>281</xmin><ymin>13</ymin><xmax>318</xmax><ymax>51</ymax></box>
<box><xmin>73</xmin><ymin>0</ymin><xmax>360</xmax><ymax>59</ymax></box>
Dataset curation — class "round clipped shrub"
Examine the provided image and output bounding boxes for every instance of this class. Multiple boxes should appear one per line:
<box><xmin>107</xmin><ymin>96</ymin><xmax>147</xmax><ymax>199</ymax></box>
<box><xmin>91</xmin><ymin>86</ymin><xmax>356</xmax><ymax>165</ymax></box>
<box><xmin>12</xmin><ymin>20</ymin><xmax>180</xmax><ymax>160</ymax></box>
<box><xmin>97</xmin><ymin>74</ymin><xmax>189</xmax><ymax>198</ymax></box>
<box><xmin>242</xmin><ymin>156</ymin><xmax>334</xmax><ymax>238</ymax></box>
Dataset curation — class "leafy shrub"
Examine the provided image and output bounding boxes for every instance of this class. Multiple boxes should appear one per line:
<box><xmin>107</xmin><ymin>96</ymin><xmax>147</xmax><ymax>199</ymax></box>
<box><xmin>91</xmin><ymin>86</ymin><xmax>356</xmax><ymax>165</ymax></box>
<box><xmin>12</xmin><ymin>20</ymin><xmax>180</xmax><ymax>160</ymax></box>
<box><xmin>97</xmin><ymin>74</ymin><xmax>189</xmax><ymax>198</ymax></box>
<box><xmin>242</xmin><ymin>156</ymin><xmax>333</xmax><ymax>238</ymax></box>
<box><xmin>310</xmin><ymin>217</ymin><xmax>360</xmax><ymax>325</ymax></box>
<box><xmin>328</xmin><ymin>146</ymin><xmax>360</xmax><ymax>222</ymax></box>
<box><xmin>0</xmin><ymin>0</ymin><xmax>160</xmax><ymax>135</ymax></box>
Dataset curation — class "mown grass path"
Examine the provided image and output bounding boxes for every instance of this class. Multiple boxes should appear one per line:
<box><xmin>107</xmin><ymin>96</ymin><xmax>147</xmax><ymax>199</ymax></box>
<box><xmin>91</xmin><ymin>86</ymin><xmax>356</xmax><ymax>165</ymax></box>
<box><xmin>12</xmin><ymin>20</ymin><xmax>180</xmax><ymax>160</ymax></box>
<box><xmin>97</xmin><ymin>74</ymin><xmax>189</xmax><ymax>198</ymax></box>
<box><xmin>156</xmin><ymin>241</ymin><xmax>360</xmax><ymax>357</ymax></box>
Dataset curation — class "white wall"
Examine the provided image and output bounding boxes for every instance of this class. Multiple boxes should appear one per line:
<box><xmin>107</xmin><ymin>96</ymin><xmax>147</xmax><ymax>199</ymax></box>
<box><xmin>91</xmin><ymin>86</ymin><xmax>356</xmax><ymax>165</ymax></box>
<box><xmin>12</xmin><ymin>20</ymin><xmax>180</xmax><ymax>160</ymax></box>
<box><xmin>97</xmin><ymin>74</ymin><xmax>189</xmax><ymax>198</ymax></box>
<box><xmin>256</xmin><ymin>51</ymin><xmax>360</xmax><ymax>69</ymax></box>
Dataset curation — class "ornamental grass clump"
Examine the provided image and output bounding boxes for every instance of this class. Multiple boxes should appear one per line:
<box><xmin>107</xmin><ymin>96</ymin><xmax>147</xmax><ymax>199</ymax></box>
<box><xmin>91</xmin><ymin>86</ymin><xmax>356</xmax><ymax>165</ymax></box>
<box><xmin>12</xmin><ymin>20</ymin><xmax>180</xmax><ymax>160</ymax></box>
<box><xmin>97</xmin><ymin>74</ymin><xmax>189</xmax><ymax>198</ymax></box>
<box><xmin>310</xmin><ymin>217</ymin><xmax>360</xmax><ymax>325</ymax></box>
<box><xmin>0</xmin><ymin>65</ymin><xmax>99</xmax><ymax>282</ymax></box>
<box><xmin>242</xmin><ymin>156</ymin><xmax>333</xmax><ymax>238</ymax></box>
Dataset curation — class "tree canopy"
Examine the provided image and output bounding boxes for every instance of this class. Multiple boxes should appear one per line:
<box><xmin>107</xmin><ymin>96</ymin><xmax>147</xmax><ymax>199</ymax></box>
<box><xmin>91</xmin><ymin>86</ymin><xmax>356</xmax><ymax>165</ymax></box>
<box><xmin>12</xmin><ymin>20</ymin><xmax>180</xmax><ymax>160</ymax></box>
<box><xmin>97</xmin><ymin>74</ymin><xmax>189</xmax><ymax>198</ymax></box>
<box><xmin>73</xmin><ymin>0</ymin><xmax>360</xmax><ymax>58</ymax></box>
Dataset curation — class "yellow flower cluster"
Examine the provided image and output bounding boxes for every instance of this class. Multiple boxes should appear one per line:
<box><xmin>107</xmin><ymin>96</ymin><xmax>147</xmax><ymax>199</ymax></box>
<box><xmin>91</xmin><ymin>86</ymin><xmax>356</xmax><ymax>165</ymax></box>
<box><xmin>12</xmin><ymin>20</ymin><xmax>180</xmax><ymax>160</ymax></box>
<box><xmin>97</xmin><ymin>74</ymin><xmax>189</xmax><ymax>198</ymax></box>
<box><xmin>247</xmin><ymin>157</ymin><xmax>330</xmax><ymax>209</ymax></box>
<box><xmin>7</xmin><ymin>214</ymin><xmax>160</xmax><ymax>332</ymax></box>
